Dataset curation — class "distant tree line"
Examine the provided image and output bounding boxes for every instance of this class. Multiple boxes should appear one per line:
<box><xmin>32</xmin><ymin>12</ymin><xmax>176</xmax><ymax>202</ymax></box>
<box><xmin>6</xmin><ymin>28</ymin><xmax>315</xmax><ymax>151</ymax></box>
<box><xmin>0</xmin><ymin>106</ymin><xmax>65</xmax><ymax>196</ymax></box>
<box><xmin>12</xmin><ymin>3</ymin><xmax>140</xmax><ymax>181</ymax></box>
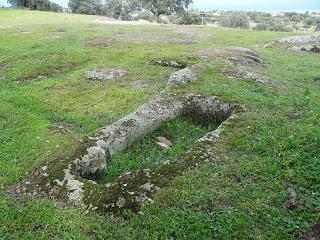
<box><xmin>68</xmin><ymin>0</ymin><xmax>193</xmax><ymax>22</ymax></box>
<box><xmin>202</xmin><ymin>10</ymin><xmax>320</xmax><ymax>32</ymax></box>
<box><xmin>8</xmin><ymin>0</ymin><xmax>63</xmax><ymax>12</ymax></box>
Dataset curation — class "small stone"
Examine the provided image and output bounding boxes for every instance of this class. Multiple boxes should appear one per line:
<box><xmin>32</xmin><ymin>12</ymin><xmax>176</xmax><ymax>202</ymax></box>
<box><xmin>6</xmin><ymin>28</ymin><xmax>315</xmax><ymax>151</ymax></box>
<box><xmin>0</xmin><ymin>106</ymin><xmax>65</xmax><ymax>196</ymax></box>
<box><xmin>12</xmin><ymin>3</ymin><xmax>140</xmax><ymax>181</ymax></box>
<box><xmin>284</xmin><ymin>187</ymin><xmax>298</xmax><ymax>210</ymax></box>
<box><xmin>156</xmin><ymin>141</ymin><xmax>170</xmax><ymax>151</ymax></box>
<box><xmin>141</xmin><ymin>182</ymin><xmax>153</xmax><ymax>191</ymax></box>
<box><xmin>156</xmin><ymin>136</ymin><xmax>172</xmax><ymax>146</ymax></box>
<box><xmin>116</xmin><ymin>197</ymin><xmax>126</xmax><ymax>208</ymax></box>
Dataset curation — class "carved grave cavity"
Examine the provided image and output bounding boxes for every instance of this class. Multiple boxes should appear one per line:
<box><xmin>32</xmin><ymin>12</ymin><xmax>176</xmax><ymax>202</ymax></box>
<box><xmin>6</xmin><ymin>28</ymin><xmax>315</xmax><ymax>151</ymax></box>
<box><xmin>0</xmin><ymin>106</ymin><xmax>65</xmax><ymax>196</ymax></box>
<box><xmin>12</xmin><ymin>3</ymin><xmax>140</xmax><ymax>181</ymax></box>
<box><xmin>11</xmin><ymin>67</ymin><xmax>241</xmax><ymax>214</ymax></box>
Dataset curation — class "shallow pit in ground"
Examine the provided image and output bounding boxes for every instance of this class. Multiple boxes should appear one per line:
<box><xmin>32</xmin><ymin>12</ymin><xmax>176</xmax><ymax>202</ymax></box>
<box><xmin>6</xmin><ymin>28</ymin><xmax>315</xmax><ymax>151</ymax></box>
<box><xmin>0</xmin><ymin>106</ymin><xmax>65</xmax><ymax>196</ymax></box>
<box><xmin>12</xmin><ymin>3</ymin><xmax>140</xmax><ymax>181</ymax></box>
<box><xmin>99</xmin><ymin>117</ymin><xmax>217</xmax><ymax>183</ymax></box>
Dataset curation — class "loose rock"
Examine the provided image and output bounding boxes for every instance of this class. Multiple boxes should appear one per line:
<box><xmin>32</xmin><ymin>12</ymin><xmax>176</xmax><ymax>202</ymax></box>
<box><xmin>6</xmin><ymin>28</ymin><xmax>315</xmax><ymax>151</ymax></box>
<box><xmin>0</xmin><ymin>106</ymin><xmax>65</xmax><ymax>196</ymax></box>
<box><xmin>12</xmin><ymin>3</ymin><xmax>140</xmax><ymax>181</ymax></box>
<box><xmin>284</xmin><ymin>187</ymin><xmax>298</xmax><ymax>210</ymax></box>
<box><xmin>167</xmin><ymin>68</ymin><xmax>197</xmax><ymax>87</ymax></box>
<box><xmin>301</xmin><ymin>223</ymin><xmax>320</xmax><ymax>240</ymax></box>
<box><xmin>156</xmin><ymin>136</ymin><xmax>172</xmax><ymax>150</ymax></box>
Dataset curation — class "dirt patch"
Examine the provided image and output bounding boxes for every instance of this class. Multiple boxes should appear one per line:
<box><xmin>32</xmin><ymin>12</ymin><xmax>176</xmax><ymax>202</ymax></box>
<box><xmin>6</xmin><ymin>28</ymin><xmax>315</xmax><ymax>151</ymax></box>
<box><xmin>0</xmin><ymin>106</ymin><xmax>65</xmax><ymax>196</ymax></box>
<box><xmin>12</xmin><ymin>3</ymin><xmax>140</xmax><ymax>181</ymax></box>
<box><xmin>130</xmin><ymin>79</ymin><xmax>155</xmax><ymax>89</ymax></box>
<box><xmin>114</xmin><ymin>32</ymin><xmax>197</xmax><ymax>45</ymax></box>
<box><xmin>0</xmin><ymin>62</ymin><xmax>12</xmax><ymax>79</ymax></box>
<box><xmin>84</xmin><ymin>69</ymin><xmax>128</xmax><ymax>81</ymax></box>
<box><xmin>85</xmin><ymin>37</ymin><xmax>117</xmax><ymax>48</ymax></box>
<box><xmin>300</xmin><ymin>223</ymin><xmax>320</xmax><ymax>240</ymax></box>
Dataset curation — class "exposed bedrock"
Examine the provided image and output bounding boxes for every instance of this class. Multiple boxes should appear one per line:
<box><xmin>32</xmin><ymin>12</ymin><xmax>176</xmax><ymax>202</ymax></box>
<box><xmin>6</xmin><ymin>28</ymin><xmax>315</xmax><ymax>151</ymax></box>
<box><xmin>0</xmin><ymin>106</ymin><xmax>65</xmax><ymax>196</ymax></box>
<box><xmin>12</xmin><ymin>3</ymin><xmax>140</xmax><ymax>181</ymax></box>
<box><xmin>224</xmin><ymin>68</ymin><xmax>281</xmax><ymax>89</ymax></box>
<box><xmin>291</xmin><ymin>45</ymin><xmax>320</xmax><ymax>53</ymax></box>
<box><xmin>278</xmin><ymin>34</ymin><xmax>320</xmax><ymax>44</ymax></box>
<box><xmin>12</xmin><ymin>94</ymin><xmax>240</xmax><ymax>214</ymax></box>
<box><xmin>197</xmin><ymin>47</ymin><xmax>267</xmax><ymax>67</ymax></box>
<box><xmin>166</xmin><ymin>68</ymin><xmax>198</xmax><ymax>87</ymax></box>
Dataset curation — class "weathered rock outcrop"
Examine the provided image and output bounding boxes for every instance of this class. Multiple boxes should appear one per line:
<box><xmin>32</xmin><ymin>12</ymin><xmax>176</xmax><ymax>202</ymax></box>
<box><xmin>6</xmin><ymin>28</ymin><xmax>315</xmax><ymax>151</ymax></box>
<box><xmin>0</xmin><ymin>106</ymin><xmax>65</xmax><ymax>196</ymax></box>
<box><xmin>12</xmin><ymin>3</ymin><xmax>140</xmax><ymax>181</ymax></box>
<box><xmin>12</xmin><ymin>94</ymin><xmax>239</xmax><ymax>214</ymax></box>
<box><xmin>149</xmin><ymin>59</ymin><xmax>186</xmax><ymax>69</ymax></box>
<box><xmin>167</xmin><ymin>68</ymin><xmax>197</xmax><ymax>87</ymax></box>
<box><xmin>278</xmin><ymin>35</ymin><xmax>320</xmax><ymax>44</ymax></box>
<box><xmin>197</xmin><ymin>47</ymin><xmax>267</xmax><ymax>67</ymax></box>
<box><xmin>224</xmin><ymin>68</ymin><xmax>280</xmax><ymax>88</ymax></box>
<box><xmin>84</xmin><ymin>69</ymin><xmax>128</xmax><ymax>81</ymax></box>
<box><xmin>291</xmin><ymin>45</ymin><xmax>320</xmax><ymax>53</ymax></box>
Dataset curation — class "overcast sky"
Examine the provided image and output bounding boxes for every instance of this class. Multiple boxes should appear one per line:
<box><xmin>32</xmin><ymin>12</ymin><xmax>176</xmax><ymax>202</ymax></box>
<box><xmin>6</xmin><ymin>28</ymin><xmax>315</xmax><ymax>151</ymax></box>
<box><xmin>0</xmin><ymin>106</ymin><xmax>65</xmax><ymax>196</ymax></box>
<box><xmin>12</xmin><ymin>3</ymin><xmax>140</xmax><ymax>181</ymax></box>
<box><xmin>1</xmin><ymin>0</ymin><xmax>320</xmax><ymax>12</ymax></box>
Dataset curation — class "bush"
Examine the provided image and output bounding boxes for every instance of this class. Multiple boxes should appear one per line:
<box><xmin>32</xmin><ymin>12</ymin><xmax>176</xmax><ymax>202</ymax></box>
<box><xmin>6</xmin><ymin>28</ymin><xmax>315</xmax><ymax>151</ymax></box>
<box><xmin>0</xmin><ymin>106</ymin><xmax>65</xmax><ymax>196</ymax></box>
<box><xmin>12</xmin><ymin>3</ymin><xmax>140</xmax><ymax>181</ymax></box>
<box><xmin>219</xmin><ymin>12</ymin><xmax>249</xmax><ymax>29</ymax></box>
<box><xmin>178</xmin><ymin>12</ymin><xmax>202</xmax><ymax>25</ymax></box>
<box><xmin>254</xmin><ymin>19</ymin><xmax>293</xmax><ymax>32</ymax></box>
<box><xmin>8</xmin><ymin>0</ymin><xmax>62</xmax><ymax>12</ymax></box>
<box><xmin>134</xmin><ymin>11</ymin><xmax>156</xmax><ymax>22</ymax></box>
<box><xmin>102</xmin><ymin>0</ymin><xmax>135</xmax><ymax>20</ymax></box>
<box><xmin>69</xmin><ymin>0</ymin><xmax>102</xmax><ymax>15</ymax></box>
<box><xmin>169</xmin><ymin>12</ymin><xmax>202</xmax><ymax>25</ymax></box>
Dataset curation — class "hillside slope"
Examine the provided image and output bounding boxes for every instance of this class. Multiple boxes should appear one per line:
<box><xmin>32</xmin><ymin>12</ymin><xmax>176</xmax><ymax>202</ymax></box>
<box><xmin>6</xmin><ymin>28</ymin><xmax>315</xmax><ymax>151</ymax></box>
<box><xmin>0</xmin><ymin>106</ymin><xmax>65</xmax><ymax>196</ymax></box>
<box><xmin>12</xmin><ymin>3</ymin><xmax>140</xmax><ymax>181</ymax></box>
<box><xmin>0</xmin><ymin>9</ymin><xmax>319</xmax><ymax>239</ymax></box>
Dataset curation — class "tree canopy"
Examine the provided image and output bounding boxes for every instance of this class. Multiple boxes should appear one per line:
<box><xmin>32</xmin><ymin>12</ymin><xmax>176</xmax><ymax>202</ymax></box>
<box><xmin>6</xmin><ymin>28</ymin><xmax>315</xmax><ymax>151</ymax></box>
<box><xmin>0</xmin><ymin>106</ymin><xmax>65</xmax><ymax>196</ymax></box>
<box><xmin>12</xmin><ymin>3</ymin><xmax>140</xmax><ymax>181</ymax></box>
<box><xmin>139</xmin><ymin>0</ymin><xmax>193</xmax><ymax>18</ymax></box>
<box><xmin>8</xmin><ymin>0</ymin><xmax>62</xmax><ymax>11</ymax></box>
<box><xmin>68</xmin><ymin>0</ymin><xmax>103</xmax><ymax>15</ymax></box>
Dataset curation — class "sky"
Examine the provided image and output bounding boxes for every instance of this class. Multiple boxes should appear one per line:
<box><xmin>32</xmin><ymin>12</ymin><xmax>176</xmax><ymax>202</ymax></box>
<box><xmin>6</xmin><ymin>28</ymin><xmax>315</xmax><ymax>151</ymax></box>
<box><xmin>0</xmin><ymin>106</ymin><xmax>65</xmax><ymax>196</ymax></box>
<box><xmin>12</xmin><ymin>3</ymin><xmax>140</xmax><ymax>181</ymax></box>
<box><xmin>0</xmin><ymin>0</ymin><xmax>319</xmax><ymax>12</ymax></box>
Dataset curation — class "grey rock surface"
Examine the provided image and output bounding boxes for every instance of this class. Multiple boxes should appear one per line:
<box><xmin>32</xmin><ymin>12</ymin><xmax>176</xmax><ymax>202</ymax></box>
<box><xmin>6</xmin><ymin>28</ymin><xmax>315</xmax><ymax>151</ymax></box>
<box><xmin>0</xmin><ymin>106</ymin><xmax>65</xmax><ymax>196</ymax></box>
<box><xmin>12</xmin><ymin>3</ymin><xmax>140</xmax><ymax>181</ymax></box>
<box><xmin>84</xmin><ymin>69</ymin><xmax>128</xmax><ymax>81</ymax></box>
<box><xmin>278</xmin><ymin>35</ymin><xmax>320</xmax><ymax>44</ymax></box>
<box><xmin>291</xmin><ymin>45</ymin><xmax>320</xmax><ymax>53</ymax></box>
<box><xmin>167</xmin><ymin>68</ymin><xmax>197</xmax><ymax>87</ymax></box>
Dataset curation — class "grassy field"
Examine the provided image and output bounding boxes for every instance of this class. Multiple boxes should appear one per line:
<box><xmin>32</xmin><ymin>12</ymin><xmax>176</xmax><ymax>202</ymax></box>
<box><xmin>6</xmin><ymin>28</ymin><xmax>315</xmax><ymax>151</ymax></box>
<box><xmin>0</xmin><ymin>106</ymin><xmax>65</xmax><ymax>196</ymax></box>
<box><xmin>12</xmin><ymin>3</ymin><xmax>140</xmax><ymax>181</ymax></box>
<box><xmin>0</xmin><ymin>9</ymin><xmax>320</xmax><ymax>239</ymax></box>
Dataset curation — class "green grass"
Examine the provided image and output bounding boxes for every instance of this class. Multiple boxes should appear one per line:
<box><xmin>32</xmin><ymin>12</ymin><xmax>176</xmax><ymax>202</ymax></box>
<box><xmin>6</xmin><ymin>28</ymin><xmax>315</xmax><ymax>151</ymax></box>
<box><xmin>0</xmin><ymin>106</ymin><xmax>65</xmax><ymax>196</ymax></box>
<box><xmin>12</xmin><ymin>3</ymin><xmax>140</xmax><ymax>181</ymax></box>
<box><xmin>103</xmin><ymin>117</ymin><xmax>216</xmax><ymax>183</ymax></box>
<box><xmin>0</xmin><ymin>9</ymin><xmax>319</xmax><ymax>239</ymax></box>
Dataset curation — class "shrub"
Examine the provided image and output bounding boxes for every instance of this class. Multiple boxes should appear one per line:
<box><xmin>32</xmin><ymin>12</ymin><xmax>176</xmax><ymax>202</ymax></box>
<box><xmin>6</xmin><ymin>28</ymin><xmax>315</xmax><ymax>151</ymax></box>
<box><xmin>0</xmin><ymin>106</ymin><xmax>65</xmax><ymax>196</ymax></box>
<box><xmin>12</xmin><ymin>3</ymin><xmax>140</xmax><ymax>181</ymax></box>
<box><xmin>177</xmin><ymin>12</ymin><xmax>203</xmax><ymax>25</ymax></box>
<box><xmin>254</xmin><ymin>19</ymin><xmax>293</xmax><ymax>32</ymax></box>
<box><xmin>219</xmin><ymin>12</ymin><xmax>249</xmax><ymax>29</ymax></box>
<box><xmin>69</xmin><ymin>0</ymin><xmax>102</xmax><ymax>15</ymax></box>
<box><xmin>169</xmin><ymin>12</ymin><xmax>202</xmax><ymax>25</ymax></box>
<box><xmin>134</xmin><ymin>11</ymin><xmax>156</xmax><ymax>22</ymax></box>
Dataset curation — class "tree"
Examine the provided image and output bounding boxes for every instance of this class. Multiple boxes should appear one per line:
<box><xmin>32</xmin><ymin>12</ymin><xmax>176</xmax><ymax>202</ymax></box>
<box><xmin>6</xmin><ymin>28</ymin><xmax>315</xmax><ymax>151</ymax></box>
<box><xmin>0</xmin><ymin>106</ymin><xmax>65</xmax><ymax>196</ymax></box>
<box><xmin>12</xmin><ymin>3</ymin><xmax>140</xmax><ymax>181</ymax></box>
<box><xmin>219</xmin><ymin>12</ymin><xmax>250</xmax><ymax>29</ymax></box>
<box><xmin>103</xmin><ymin>0</ymin><xmax>138</xmax><ymax>20</ymax></box>
<box><xmin>139</xmin><ymin>0</ymin><xmax>193</xmax><ymax>22</ymax></box>
<box><xmin>8</xmin><ymin>0</ymin><xmax>62</xmax><ymax>11</ymax></box>
<box><xmin>7</xmin><ymin>0</ymin><xmax>31</xmax><ymax>8</ymax></box>
<box><xmin>68</xmin><ymin>0</ymin><xmax>102</xmax><ymax>15</ymax></box>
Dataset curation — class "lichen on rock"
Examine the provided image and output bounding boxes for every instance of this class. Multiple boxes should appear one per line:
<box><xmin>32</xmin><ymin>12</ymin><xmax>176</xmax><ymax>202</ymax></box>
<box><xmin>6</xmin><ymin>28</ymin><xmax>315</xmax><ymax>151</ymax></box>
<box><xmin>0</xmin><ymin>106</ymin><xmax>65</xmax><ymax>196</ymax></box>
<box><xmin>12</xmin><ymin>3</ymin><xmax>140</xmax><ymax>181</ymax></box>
<box><xmin>291</xmin><ymin>45</ymin><xmax>320</xmax><ymax>53</ymax></box>
<box><xmin>11</xmin><ymin>92</ymin><xmax>240</xmax><ymax>214</ymax></box>
<box><xmin>84</xmin><ymin>68</ymin><xmax>128</xmax><ymax>81</ymax></box>
<box><xmin>167</xmin><ymin>68</ymin><xmax>197</xmax><ymax>87</ymax></box>
<box><xmin>278</xmin><ymin>35</ymin><xmax>320</xmax><ymax>44</ymax></box>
